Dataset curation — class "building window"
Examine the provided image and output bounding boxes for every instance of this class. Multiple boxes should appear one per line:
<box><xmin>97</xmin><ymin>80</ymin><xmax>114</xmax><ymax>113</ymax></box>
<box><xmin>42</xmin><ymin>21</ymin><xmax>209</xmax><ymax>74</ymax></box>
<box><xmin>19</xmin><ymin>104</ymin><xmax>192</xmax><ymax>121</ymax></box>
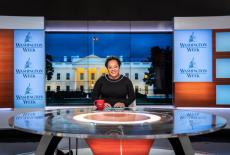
<box><xmin>80</xmin><ymin>73</ymin><xmax>84</xmax><ymax>80</ymax></box>
<box><xmin>91</xmin><ymin>73</ymin><xmax>95</xmax><ymax>80</ymax></box>
<box><xmin>135</xmin><ymin>73</ymin><xmax>138</xmax><ymax>80</ymax></box>
<box><xmin>125</xmin><ymin>73</ymin><xmax>129</xmax><ymax>78</ymax></box>
<box><xmin>56</xmin><ymin>86</ymin><xmax>60</xmax><ymax>92</ymax></box>
<box><xmin>66</xmin><ymin>73</ymin><xmax>70</xmax><ymax>80</ymax></box>
<box><xmin>135</xmin><ymin>86</ymin><xmax>139</xmax><ymax>93</ymax></box>
<box><xmin>57</xmin><ymin>73</ymin><xmax>60</xmax><ymax>80</ymax></box>
<box><xmin>66</xmin><ymin>85</ymin><xmax>70</xmax><ymax>91</ymax></box>
<box><xmin>47</xmin><ymin>86</ymin><xmax>51</xmax><ymax>91</ymax></box>
<box><xmin>80</xmin><ymin>85</ymin><xmax>84</xmax><ymax>92</ymax></box>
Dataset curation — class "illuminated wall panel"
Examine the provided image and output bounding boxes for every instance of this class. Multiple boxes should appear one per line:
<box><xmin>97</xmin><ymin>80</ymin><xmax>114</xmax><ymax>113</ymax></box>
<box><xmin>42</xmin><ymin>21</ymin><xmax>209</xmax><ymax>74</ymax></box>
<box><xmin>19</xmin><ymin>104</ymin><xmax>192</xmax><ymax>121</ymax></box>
<box><xmin>216</xmin><ymin>85</ymin><xmax>230</xmax><ymax>105</ymax></box>
<box><xmin>14</xmin><ymin>30</ymin><xmax>45</xmax><ymax>108</ymax></box>
<box><xmin>216</xmin><ymin>59</ymin><xmax>230</xmax><ymax>78</ymax></box>
<box><xmin>216</xmin><ymin>32</ymin><xmax>230</xmax><ymax>52</ymax></box>
<box><xmin>174</xmin><ymin>30</ymin><xmax>212</xmax><ymax>82</ymax></box>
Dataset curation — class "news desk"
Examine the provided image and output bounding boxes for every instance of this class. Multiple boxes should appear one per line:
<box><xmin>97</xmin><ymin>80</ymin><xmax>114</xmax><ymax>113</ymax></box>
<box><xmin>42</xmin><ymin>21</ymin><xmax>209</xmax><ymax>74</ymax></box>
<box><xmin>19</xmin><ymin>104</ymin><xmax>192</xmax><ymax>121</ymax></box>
<box><xmin>9</xmin><ymin>107</ymin><xmax>227</xmax><ymax>155</ymax></box>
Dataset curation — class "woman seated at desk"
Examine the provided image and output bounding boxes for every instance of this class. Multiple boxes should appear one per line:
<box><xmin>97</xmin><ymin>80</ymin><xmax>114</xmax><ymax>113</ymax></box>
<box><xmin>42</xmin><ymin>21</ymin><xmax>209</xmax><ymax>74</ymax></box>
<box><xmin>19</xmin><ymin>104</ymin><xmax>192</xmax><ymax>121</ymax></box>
<box><xmin>92</xmin><ymin>56</ymin><xmax>135</xmax><ymax>108</ymax></box>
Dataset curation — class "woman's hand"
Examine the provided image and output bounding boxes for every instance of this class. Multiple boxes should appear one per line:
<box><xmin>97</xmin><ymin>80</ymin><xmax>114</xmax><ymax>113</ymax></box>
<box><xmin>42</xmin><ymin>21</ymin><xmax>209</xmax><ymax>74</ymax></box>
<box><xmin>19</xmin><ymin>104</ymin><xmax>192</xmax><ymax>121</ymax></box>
<box><xmin>104</xmin><ymin>103</ymin><xmax>112</xmax><ymax>108</ymax></box>
<box><xmin>114</xmin><ymin>102</ymin><xmax>125</xmax><ymax>108</ymax></box>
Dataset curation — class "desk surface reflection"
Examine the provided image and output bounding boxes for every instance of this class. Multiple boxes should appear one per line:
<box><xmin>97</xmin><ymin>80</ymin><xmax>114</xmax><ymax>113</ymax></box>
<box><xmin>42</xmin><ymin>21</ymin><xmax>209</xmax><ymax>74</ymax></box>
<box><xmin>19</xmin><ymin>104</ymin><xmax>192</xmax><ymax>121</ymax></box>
<box><xmin>9</xmin><ymin>107</ymin><xmax>227</xmax><ymax>155</ymax></box>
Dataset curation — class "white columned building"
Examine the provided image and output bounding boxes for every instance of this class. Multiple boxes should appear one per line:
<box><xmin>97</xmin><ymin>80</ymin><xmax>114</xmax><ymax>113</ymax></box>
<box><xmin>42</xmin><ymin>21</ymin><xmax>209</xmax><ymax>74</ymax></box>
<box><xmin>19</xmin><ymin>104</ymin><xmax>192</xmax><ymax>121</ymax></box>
<box><xmin>46</xmin><ymin>55</ymin><xmax>154</xmax><ymax>97</ymax></box>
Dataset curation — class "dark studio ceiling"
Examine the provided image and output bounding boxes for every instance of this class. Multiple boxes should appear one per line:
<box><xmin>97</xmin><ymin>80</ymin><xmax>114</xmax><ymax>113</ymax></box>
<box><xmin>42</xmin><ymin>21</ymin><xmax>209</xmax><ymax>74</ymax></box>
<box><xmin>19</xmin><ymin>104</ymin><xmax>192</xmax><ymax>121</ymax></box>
<box><xmin>0</xmin><ymin>0</ymin><xmax>230</xmax><ymax>20</ymax></box>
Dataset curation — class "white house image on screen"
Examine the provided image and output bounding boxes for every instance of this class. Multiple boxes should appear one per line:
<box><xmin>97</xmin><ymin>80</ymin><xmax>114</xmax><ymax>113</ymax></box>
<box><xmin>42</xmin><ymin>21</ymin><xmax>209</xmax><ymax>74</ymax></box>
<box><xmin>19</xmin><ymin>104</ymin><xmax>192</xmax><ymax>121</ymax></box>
<box><xmin>46</xmin><ymin>55</ymin><xmax>154</xmax><ymax>97</ymax></box>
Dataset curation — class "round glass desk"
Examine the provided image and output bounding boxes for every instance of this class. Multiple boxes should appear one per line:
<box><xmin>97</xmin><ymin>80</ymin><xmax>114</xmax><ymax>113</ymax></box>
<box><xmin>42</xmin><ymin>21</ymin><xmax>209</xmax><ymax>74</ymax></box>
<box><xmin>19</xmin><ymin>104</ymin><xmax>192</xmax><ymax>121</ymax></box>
<box><xmin>9</xmin><ymin>107</ymin><xmax>227</xmax><ymax>155</ymax></box>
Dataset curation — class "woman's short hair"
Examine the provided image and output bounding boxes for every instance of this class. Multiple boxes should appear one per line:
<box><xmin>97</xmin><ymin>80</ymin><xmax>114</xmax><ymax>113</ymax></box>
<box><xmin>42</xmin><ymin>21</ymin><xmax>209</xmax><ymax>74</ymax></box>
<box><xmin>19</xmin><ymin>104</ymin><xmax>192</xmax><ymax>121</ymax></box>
<box><xmin>105</xmin><ymin>56</ymin><xmax>121</xmax><ymax>68</ymax></box>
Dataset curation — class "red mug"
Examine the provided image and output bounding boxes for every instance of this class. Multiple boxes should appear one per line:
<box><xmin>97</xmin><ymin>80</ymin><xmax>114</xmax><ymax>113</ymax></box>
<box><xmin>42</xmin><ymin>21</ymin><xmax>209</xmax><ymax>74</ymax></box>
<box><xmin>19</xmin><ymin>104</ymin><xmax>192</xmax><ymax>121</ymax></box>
<box><xmin>94</xmin><ymin>99</ymin><xmax>105</xmax><ymax>111</ymax></box>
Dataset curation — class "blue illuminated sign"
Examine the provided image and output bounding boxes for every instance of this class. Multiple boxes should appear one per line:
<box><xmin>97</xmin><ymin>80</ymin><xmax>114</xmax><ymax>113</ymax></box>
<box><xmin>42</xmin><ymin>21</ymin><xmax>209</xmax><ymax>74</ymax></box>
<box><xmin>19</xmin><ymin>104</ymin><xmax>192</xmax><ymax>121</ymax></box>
<box><xmin>174</xmin><ymin>30</ymin><xmax>212</xmax><ymax>82</ymax></box>
<box><xmin>14</xmin><ymin>30</ymin><xmax>45</xmax><ymax>108</ymax></box>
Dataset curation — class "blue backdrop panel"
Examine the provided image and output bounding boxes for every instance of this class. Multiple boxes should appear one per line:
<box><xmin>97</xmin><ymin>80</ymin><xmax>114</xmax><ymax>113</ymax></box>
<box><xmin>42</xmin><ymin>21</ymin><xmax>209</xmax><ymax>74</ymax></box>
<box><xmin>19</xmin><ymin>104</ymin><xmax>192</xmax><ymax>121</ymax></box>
<box><xmin>14</xmin><ymin>30</ymin><xmax>45</xmax><ymax>108</ymax></box>
<box><xmin>174</xmin><ymin>30</ymin><xmax>212</xmax><ymax>82</ymax></box>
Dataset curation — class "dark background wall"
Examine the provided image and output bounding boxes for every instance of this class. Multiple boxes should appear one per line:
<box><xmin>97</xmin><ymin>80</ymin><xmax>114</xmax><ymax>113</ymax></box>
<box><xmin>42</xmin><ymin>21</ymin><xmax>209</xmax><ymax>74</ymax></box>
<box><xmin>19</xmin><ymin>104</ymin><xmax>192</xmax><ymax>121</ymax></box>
<box><xmin>0</xmin><ymin>0</ymin><xmax>230</xmax><ymax>20</ymax></box>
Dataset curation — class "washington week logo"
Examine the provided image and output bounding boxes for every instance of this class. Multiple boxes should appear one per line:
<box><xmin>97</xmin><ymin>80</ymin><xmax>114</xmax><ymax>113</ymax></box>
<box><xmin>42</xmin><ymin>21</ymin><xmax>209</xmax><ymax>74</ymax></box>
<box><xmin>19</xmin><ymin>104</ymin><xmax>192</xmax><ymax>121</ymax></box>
<box><xmin>179</xmin><ymin>32</ymin><xmax>208</xmax><ymax>52</ymax></box>
<box><xmin>180</xmin><ymin>57</ymin><xmax>207</xmax><ymax>78</ymax></box>
<box><xmin>24</xmin><ymin>57</ymin><xmax>32</xmax><ymax>69</ymax></box>
<box><xmin>15</xmin><ymin>83</ymin><xmax>43</xmax><ymax>105</ymax></box>
<box><xmin>25</xmin><ymin>83</ymin><xmax>32</xmax><ymax>95</ymax></box>
<box><xmin>15</xmin><ymin>57</ymin><xmax>43</xmax><ymax>78</ymax></box>
<box><xmin>189</xmin><ymin>32</ymin><xmax>196</xmax><ymax>42</ymax></box>
<box><xmin>15</xmin><ymin>32</ymin><xmax>43</xmax><ymax>52</ymax></box>
<box><xmin>25</xmin><ymin>32</ymin><xmax>32</xmax><ymax>43</ymax></box>
<box><xmin>189</xmin><ymin>57</ymin><xmax>196</xmax><ymax>68</ymax></box>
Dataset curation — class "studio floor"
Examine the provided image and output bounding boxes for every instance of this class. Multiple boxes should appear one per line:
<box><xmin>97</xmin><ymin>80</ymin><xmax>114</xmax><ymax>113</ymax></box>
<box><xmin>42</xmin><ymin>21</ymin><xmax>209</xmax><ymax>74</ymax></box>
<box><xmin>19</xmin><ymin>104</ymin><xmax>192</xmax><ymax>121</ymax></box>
<box><xmin>0</xmin><ymin>138</ymin><xmax>230</xmax><ymax>155</ymax></box>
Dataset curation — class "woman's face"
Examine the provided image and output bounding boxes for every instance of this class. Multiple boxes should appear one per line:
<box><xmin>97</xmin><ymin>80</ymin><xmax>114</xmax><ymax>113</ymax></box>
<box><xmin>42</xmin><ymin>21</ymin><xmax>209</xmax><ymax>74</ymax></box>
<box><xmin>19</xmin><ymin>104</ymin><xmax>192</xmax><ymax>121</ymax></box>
<box><xmin>107</xmin><ymin>60</ymin><xmax>120</xmax><ymax>78</ymax></box>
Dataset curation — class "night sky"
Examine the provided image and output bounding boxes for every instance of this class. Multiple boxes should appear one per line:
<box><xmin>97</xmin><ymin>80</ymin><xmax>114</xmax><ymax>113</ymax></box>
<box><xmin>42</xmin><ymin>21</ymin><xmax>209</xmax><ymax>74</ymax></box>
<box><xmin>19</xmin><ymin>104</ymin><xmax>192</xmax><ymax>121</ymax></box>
<box><xmin>46</xmin><ymin>33</ymin><xmax>172</xmax><ymax>61</ymax></box>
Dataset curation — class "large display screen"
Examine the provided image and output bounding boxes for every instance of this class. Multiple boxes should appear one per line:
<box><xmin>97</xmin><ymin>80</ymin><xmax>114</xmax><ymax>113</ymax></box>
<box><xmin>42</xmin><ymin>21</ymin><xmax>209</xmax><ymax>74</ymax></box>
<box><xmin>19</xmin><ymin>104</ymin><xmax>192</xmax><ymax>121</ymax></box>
<box><xmin>45</xmin><ymin>33</ymin><xmax>173</xmax><ymax>106</ymax></box>
<box><xmin>174</xmin><ymin>30</ymin><xmax>212</xmax><ymax>82</ymax></box>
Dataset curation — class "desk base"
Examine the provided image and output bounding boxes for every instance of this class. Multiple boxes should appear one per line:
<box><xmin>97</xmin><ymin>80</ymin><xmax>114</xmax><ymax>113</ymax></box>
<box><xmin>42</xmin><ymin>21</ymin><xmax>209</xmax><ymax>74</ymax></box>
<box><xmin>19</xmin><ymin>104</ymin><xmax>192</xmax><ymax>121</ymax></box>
<box><xmin>168</xmin><ymin>136</ymin><xmax>195</xmax><ymax>155</ymax></box>
<box><xmin>86</xmin><ymin>138</ymin><xmax>154</xmax><ymax>155</ymax></box>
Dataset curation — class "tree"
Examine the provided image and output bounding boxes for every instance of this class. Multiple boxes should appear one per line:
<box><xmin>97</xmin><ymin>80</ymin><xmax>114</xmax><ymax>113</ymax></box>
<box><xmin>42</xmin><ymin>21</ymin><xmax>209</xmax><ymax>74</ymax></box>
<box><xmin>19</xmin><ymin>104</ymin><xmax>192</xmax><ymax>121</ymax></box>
<box><xmin>164</xmin><ymin>46</ymin><xmax>173</xmax><ymax>98</ymax></box>
<box><xmin>143</xmin><ymin>46</ymin><xmax>172</xmax><ymax>98</ymax></box>
<box><xmin>143</xmin><ymin>65</ymin><xmax>155</xmax><ymax>86</ymax></box>
<box><xmin>46</xmin><ymin>54</ymin><xmax>54</xmax><ymax>80</ymax></box>
<box><xmin>143</xmin><ymin>46</ymin><xmax>162</xmax><ymax>87</ymax></box>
